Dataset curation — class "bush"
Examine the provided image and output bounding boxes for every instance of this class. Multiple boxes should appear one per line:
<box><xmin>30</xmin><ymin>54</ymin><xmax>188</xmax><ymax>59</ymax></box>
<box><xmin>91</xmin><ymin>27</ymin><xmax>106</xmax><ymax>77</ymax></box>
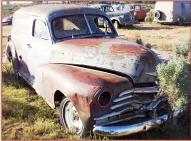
<box><xmin>136</xmin><ymin>38</ymin><xmax>143</xmax><ymax>45</ymax></box>
<box><xmin>145</xmin><ymin>10</ymin><xmax>154</xmax><ymax>23</ymax></box>
<box><xmin>157</xmin><ymin>41</ymin><xmax>190</xmax><ymax>110</ymax></box>
<box><xmin>145</xmin><ymin>43</ymin><xmax>152</xmax><ymax>49</ymax></box>
<box><xmin>172</xmin><ymin>41</ymin><xmax>191</xmax><ymax>59</ymax></box>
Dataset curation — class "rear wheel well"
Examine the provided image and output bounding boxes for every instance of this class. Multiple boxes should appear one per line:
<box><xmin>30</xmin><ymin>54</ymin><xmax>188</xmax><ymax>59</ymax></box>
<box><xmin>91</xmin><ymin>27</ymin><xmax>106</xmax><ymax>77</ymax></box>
<box><xmin>112</xmin><ymin>19</ymin><xmax>119</xmax><ymax>23</ymax></box>
<box><xmin>54</xmin><ymin>90</ymin><xmax>65</xmax><ymax>107</ymax></box>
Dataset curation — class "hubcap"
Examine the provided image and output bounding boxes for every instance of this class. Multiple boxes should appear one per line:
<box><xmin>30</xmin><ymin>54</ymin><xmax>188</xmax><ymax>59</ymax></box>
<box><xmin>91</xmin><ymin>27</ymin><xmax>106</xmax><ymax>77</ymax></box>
<box><xmin>64</xmin><ymin>101</ymin><xmax>83</xmax><ymax>134</ymax></box>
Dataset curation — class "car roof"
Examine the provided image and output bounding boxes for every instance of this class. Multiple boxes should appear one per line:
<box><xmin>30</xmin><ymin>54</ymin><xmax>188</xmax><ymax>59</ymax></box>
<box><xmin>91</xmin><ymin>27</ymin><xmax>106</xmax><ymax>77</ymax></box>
<box><xmin>15</xmin><ymin>4</ymin><xmax>105</xmax><ymax>19</ymax></box>
<box><xmin>90</xmin><ymin>4</ymin><xmax>111</xmax><ymax>7</ymax></box>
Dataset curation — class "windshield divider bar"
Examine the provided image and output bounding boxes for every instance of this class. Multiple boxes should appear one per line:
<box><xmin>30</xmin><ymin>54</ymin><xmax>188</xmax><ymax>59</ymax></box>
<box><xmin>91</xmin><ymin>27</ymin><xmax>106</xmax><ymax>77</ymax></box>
<box><xmin>84</xmin><ymin>14</ymin><xmax>93</xmax><ymax>34</ymax></box>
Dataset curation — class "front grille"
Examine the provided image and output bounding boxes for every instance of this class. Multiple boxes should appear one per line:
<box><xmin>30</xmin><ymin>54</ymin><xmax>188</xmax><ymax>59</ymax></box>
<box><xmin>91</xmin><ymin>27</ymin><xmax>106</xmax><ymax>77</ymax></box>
<box><xmin>94</xmin><ymin>86</ymin><xmax>170</xmax><ymax>126</ymax></box>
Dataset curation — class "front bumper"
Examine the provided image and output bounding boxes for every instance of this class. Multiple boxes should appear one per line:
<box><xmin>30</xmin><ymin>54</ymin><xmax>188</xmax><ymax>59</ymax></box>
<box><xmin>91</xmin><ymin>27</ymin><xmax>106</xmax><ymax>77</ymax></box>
<box><xmin>153</xmin><ymin>19</ymin><xmax>174</xmax><ymax>23</ymax></box>
<box><xmin>93</xmin><ymin>108</ymin><xmax>184</xmax><ymax>136</ymax></box>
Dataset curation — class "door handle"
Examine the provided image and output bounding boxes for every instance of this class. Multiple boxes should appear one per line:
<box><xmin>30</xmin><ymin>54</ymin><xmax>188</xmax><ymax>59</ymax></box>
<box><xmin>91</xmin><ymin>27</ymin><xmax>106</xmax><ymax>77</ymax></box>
<box><xmin>19</xmin><ymin>55</ymin><xmax>22</xmax><ymax>60</ymax></box>
<box><xmin>27</xmin><ymin>44</ymin><xmax>32</xmax><ymax>48</ymax></box>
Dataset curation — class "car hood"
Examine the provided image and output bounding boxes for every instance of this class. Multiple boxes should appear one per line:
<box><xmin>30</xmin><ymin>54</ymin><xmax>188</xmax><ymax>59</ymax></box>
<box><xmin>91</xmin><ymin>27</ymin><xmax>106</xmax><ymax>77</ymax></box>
<box><xmin>50</xmin><ymin>37</ymin><xmax>160</xmax><ymax>83</ymax></box>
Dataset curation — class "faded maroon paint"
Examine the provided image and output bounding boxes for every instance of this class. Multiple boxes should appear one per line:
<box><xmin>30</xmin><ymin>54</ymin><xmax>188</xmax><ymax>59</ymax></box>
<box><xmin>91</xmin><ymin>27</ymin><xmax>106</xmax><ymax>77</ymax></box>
<box><xmin>40</xmin><ymin>64</ymin><xmax>132</xmax><ymax>123</ymax></box>
<box><xmin>63</xmin><ymin>38</ymin><xmax>114</xmax><ymax>47</ymax></box>
<box><xmin>133</xmin><ymin>9</ymin><xmax>148</xmax><ymax>21</ymax></box>
<box><xmin>130</xmin><ymin>4</ymin><xmax>148</xmax><ymax>21</ymax></box>
<box><xmin>51</xmin><ymin>37</ymin><xmax>160</xmax><ymax>83</ymax></box>
<box><xmin>111</xmin><ymin>44</ymin><xmax>147</xmax><ymax>56</ymax></box>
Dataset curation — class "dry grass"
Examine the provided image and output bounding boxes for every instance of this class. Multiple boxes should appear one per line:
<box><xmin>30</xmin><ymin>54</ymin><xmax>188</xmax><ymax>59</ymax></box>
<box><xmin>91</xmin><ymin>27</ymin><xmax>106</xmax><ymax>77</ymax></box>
<box><xmin>118</xmin><ymin>23</ymin><xmax>190</xmax><ymax>51</ymax></box>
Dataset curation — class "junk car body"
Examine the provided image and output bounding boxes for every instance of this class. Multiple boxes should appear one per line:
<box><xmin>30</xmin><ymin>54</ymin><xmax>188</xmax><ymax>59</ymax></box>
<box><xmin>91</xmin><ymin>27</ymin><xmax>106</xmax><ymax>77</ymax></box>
<box><xmin>153</xmin><ymin>1</ymin><xmax>191</xmax><ymax>25</ymax></box>
<box><xmin>90</xmin><ymin>4</ymin><xmax>134</xmax><ymax>29</ymax></box>
<box><xmin>114</xmin><ymin>4</ymin><xmax>148</xmax><ymax>21</ymax></box>
<box><xmin>2</xmin><ymin>15</ymin><xmax>13</xmax><ymax>25</ymax></box>
<box><xmin>6</xmin><ymin>4</ymin><xmax>182</xmax><ymax>137</ymax></box>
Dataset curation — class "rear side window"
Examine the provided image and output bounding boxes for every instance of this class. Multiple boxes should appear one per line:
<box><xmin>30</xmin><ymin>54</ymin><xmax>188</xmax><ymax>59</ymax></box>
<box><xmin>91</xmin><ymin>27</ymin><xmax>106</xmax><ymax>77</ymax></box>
<box><xmin>33</xmin><ymin>19</ymin><xmax>49</xmax><ymax>40</ymax></box>
<box><xmin>135</xmin><ymin>5</ymin><xmax>141</xmax><ymax>10</ymax></box>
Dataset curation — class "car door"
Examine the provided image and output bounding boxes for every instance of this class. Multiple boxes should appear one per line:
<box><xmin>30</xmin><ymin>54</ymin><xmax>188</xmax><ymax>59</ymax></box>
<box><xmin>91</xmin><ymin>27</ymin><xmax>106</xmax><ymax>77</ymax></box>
<box><xmin>24</xmin><ymin>18</ymin><xmax>52</xmax><ymax>91</ymax></box>
<box><xmin>13</xmin><ymin>15</ymin><xmax>34</xmax><ymax>81</ymax></box>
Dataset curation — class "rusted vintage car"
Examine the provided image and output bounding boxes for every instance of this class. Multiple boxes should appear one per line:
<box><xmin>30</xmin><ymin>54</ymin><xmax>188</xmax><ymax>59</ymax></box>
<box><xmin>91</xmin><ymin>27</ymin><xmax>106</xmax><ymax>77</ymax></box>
<box><xmin>153</xmin><ymin>1</ymin><xmax>191</xmax><ymax>25</ymax></box>
<box><xmin>115</xmin><ymin>4</ymin><xmax>148</xmax><ymax>21</ymax></box>
<box><xmin>6</xmin><ymin>5</ymin><xmax>183</xmax><ymax>137</ymax></box>
<box><xmin>90</xmin><ymin>4</ymin><xmax>134</xmax><ymax>29</ymax></box>
<box><xmin>2</xmin><ymin>15</ymin><xmax>13</xmax><ymax>25</ymax></box>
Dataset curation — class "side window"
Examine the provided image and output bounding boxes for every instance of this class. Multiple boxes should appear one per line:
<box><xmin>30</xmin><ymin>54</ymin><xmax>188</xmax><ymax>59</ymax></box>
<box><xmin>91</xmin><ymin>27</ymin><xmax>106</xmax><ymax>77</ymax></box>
<box><xmin>91</xmin><ymin>16</ymin><xmax>112</xmax><ymax>34</ymax></box>
<box><xmin>105</xmin><ymin>6</ymin><xmax>114</xmax><ymax>12</ymax></box>
<box><xmin>181</xmin><ymin>3</ymin><xmax>185</xmax><ymax>10</ymax></box>
<box><xmin>135</xmin><ymin>5</ymin><xmax>141</xmax><ymax>10</ymax></box>
<box><xmin>184</xmin><ymin>3</ymin><xmax>190</xmax><ymax>10</ymax></box>
<box><xmin>33</xmin><ymin>19</ymin><xmax>49</xmax><ymax>40</ymax></box>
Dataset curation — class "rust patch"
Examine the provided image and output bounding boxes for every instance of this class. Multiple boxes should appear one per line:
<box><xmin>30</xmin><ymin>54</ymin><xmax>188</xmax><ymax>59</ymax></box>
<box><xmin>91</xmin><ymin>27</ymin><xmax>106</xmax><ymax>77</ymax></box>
<box><xmin>64</xmin><ymin>38</ymin><xmax>113</xmax><ymax>47</ymax></box>
<box><xmin>61</xmin><ymin>65</ymin><xmax>127</xmax><ymax>86</ymax></box>
<box><xmin>70</xmin><ymin>94</ymin><xmax>90</xmax><ymax>107</ymax></box>
<box><xmin>69</xmin><ymin>94</ymin><xmax>91</xmax><ymax>120</ymax></box>
<box><xmin>110</xmin><ymin>44</ymin><xmax>147</xmax><ymax>56</ymax></box>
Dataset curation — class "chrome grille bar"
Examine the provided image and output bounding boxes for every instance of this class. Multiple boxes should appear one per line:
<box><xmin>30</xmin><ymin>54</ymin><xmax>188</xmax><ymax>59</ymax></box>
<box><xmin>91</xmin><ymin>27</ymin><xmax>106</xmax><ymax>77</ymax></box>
<box><xmin>134</xmin><ymin>86</ymin><xmax>160</xmax><ymax>94</ymax></box>
<box><xmin>119</xmin><ymin>86</ymin><xmax>160</xmax><ymax>97</ymax></box>
<box><xmin>94</xmin><ymin>107</ymin><xmax>134</xmax><ymax>121</ymax></box>
<box><xmin>113</xmin><ymin>95</ymin><xmax>134</xmax><ymax>103</ymax></box>
<box><xmin>111</xmin><ymin>99</ymin><xmax>152</xmax><ymax>110</ymax></box>
<box><xmin>119</xmin><ymin>89</ymin><xmax>134</xmax><ymax>97</ymax></box>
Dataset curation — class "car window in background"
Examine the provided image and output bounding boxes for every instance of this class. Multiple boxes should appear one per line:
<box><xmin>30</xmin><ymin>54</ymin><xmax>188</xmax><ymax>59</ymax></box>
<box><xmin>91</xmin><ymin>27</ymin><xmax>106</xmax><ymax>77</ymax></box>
<box><xmin>104</xmin><ymin>6</ymin><xmax>114</xmax><ymax>12</ymax></box>
<box><xmin>135</xmin><ymin>5</ymin><xmax>141</xmax><ymax>10</ymax></box>
<box><xmin>86</xmin><ymin>15</ymin><xmax>113</xmax><ymax>35</ymax></box>
<box><xmin>123</xmin><ymin>5</ymin><xmax>131</xmax><ymax>11</ymax></box>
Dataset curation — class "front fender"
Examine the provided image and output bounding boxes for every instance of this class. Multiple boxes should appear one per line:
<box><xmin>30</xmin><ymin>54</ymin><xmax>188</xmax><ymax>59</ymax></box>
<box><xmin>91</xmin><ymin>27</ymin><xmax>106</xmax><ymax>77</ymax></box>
<box><xmin>39</xmin><ymin>64</ymin><xmax>132</xmax><ymax>123</ymax></box>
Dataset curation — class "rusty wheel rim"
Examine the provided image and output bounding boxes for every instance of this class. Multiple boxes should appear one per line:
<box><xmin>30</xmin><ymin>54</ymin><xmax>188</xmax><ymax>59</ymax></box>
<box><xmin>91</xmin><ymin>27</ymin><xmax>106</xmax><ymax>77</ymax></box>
<box><xmin>64</xmin><ymin>101</ymin><xmax>83</xmax><ymax>134</ymax></box>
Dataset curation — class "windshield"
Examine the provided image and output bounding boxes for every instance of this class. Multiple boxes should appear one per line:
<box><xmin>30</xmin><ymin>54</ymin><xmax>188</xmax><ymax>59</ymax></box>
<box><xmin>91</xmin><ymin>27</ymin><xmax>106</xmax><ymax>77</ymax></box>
<box><xmin>52</xmin><ymin>14</ymin><xmax>116</xmax><ymax>41</ymax></box>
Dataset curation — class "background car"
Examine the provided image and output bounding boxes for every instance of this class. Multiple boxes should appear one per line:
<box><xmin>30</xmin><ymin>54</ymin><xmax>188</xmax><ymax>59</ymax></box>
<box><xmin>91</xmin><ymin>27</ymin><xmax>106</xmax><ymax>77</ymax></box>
<box><xmin>153</xmin><ymin>1</ymin><xmax>191</xmax><ymax>25</ymax></box>
<box><xmin>114</xmin><ymin>4</ymin><xmax>149</xmax><ymax>21</ymax></box>
<box><xmin>2</xmin><ymin>15</ymin><xmax>13</xmax><ymax>25</ymax></box>
<box><xmin>90</xmin><ymin>4</ymin><xmax>135</xmax><ymax>28</ymax></box>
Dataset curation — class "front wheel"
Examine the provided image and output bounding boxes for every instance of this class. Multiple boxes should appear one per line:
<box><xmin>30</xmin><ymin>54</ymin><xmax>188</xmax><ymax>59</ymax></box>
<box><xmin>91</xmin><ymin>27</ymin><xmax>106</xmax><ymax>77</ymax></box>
<box><xmin>11</xmin><ymin>56</ymin><xmax>20</xmax><ymax>79</ymax></box>
<box><xmin>177</xmin><ymin>17</ymin><xmax>184</xmax><ymax>26</ymax></box>
<box><xmin>113</xmin><ymin>20</ymin><xmax>120</xmax><ymax>29</ymax></box>
<box><xmin>60</xmin><ymin>98</ymin><xmax>85</xmax><ymax>137</ymax></box>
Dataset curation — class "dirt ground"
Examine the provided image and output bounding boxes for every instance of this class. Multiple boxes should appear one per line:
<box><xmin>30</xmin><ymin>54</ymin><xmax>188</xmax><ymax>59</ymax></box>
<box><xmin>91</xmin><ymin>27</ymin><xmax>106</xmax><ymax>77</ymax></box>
<box><xmin>118</xmin><ymin>22</ymin><xmax>190</xmax><ymax>59</ymax></box>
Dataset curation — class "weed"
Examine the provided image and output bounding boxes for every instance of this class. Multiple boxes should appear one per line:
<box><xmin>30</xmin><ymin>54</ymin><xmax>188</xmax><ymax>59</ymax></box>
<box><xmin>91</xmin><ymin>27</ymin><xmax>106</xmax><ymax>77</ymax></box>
<box><xmin>157</xmin><ymin>41</ymin><xmax>190</xmax><ymax>110</ymax></box>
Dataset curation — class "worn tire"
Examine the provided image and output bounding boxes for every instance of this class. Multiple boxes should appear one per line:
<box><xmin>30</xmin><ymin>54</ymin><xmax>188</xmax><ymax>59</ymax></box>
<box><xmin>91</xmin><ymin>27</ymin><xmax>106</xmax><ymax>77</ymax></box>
<box><xmin>11</xmin><ymin>54</ymin><xmax>20</xmax><ymax>79</ymax></box>
<box><xmin>113</xmin><ymin>20</ymin><xmax>120</xmax><ymax>29</ymax></box>
<box><xmin>154</xmin><ymin>10</ymin><xmax>162</xmax><ymax>20</ymax></box>
<box><xmin>60</xmin><ymin>98</ymin><xmax>86</xmax><ymax>137</ymax></box>
<box><xmin>177</xmin><ymin>17</ymin><xmax>184</xmax><ymax>26</ymax></box>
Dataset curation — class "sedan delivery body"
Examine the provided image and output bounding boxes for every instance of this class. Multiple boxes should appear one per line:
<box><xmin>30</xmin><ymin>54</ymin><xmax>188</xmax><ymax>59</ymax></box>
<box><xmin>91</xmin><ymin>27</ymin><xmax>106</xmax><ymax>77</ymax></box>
<box><xmin>6</xmin><ymin>4</ymin><xmax>182</xmax><ymax>137</ymax></box>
